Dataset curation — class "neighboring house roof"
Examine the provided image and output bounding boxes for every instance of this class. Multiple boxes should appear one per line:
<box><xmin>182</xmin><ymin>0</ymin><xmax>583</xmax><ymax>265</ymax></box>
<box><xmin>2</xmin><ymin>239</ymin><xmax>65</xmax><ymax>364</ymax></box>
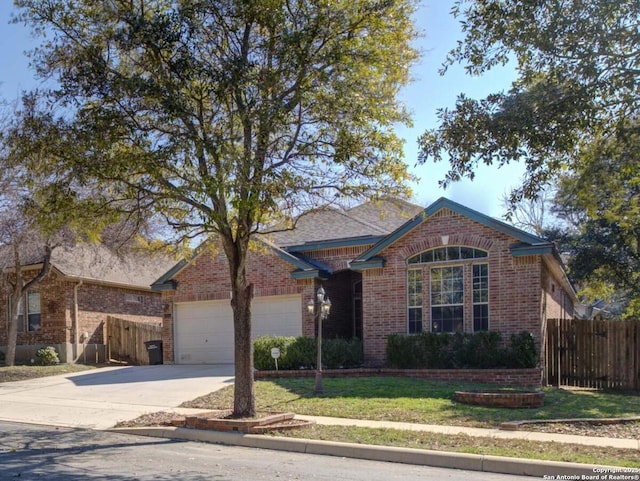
<box><xmin>2</xmin><ymin>244</ymin><xmax>175</xmax><ymax>291</ymax></box>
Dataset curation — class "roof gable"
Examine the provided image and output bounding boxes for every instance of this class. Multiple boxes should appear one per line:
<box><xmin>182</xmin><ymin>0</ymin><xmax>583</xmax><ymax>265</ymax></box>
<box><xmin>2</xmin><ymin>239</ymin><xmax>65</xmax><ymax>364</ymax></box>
<box><xmin>350</xmin><ymin>197</ymin><xmax>552</xmax><ymax>266</ymax></box>
<box><xmin>151</xmin><ymin>236</ymin><xmax>324</xmax><ymax>290</ymax></box>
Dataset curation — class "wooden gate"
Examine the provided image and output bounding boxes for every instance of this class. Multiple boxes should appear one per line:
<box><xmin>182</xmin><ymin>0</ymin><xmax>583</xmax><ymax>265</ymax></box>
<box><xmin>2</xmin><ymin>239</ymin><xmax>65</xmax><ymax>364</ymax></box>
<box><xmin>546</xmin><ymin>318</ymin><xmax>640</xmax><ymax>390</ymax></box>
<box><xmin>106</xmin><ymin>316</ymin><xmax>163</xmax><ymax>365</ymax></box>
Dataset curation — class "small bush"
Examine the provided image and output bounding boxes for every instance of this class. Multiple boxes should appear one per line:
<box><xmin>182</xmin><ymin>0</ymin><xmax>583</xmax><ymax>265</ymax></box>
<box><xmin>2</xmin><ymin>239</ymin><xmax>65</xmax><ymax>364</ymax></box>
<box><xmin>253</xmin><ymin>336</ymin><xmax>294</xmax><ymax>370</ymax></box>
<box><xmin>36</xmin><ymin>346</ymin><xmax>60</xmax><ymax>366</ymax></box>
<box><xmin>285</xmin><ymin>336</ymin><xmax>317</xmax><ymax>369</ymax></box>
<box><xmin>508</xmin><ymin>331</ymin><xmax>538</xmax><ymax>368</ymax></box>
<box><xmin>254</xmin><ymin>336</ymin><xmax>363</xmax><ymax>370</ymax></box>
<box><xmin>0</xmin><ymin>350</ymin><xmax>5</xmax><ymax>362</ymax></box>
<box><xmin>322</xmin><ymin>338</ymin><xmax>363</xmax><ymax>369</ymax></box>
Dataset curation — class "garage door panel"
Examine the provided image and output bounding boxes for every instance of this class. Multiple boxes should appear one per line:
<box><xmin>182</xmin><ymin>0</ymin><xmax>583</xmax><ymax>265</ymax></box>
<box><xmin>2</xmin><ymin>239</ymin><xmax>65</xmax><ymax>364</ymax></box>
<box><xmin>175</xmin><ymin>295</ymin><xmax>301</xmax><ymax>364</ymax></box>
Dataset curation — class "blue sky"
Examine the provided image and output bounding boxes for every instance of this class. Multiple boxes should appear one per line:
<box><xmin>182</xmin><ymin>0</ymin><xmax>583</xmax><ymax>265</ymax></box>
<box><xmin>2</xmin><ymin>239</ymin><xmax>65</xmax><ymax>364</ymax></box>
<box><xmin>0</xmin><ymin>0</ymin><xmax>524</xmax><ymax>218</ymax></box>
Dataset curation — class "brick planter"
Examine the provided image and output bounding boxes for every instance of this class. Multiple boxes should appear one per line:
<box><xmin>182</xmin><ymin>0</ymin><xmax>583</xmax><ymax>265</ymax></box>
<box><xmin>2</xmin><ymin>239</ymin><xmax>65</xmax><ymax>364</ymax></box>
<box><xmin>454</xmin><ymin>390</ymin><xmax>544</xmax><ymax>408</ymax></box>
<box><xmin>177</xmin><ymin>411</ymin><xmax>315</xmax><ymax>434</ymax></box>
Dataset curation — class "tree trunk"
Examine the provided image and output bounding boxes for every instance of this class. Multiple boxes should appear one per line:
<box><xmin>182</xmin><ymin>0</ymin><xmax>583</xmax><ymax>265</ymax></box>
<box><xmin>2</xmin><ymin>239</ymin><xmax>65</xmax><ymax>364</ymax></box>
<box><xmin>5</xmin><ymin>288</ymin><xmax>21</xmax><ymax>367</ymax></box>
<box><xmin>224</xmin><ymin>235</ymin><xmax>256</xmax><ymax>418</ymax></box>
<box><xmin>3</xmin><ymin>244</ymin><xmax>53</xmax><ymax>366</ymax></box>
<box><xmin>231</xmin><ymin>280</ymin><xmax>255</xmax><ymax>418</ymax></box>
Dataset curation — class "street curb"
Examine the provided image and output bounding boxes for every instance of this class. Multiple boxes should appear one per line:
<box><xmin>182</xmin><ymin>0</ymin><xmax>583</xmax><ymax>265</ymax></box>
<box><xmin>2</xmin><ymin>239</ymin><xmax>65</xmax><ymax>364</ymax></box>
<box><xmin>110</xmin><ymin>426</ymin><xmax>618</xmax><ymax>477</ymax></box>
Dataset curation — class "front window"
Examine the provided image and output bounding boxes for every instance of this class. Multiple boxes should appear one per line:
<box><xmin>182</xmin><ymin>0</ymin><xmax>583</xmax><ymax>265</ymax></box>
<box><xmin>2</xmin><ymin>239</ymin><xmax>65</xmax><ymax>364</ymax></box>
<box><xmin>407</xmin><ymin>269</ymin><xmax>423</xmax><ymax>333</ymax></box>
<box><xmin>15</xmin><ymin>291</ymin><xmax>41</xmax><ymax>332</ymax></box>
<box><xmin>430</xmin><ymin>266</ymin><xmax>464</xmax><ymax>332</ymax></box>
<box><xmin>473</xmin><ymin>264</ymin><xmax>489</xmax><ymax>331</ymax></box>
<box><xmin>406</xmin><ymin>246</ymin><xmax>490</xmax><ymax>334</ymax></box>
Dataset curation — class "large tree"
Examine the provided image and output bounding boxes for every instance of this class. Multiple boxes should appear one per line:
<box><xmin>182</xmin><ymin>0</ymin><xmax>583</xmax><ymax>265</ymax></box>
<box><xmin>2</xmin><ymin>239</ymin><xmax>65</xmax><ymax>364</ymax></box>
<box><xmin>551</xmin><ymin>123</ymin><xmax>640</xmax><ymax>317</ymax></box>
<box><xmin>0</xmin><ymin>98</ymin><xmax>156</xmax><ymax>365</ymax></box>
<box><xmin>418</xmin><ymin>0</ymin><xmax>640</xmax><ymax>202</ymax></box>
<box><xmin>13</xmin><ymin>0</ymin><xmax>418</xmax><ymax>416</ymax></box>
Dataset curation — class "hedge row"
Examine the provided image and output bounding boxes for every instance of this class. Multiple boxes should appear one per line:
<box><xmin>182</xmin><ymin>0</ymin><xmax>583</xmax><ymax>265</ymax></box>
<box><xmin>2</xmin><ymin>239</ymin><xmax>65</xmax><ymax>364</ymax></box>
<box><xmin>254</xmin><ymin>336</ymin><xmax>363</xmax><ymax>370</ymax></box>
<box><xmin>386</xmin><ymin>331</ymin><xmax>537</xmax><ymax>369</ymax></box>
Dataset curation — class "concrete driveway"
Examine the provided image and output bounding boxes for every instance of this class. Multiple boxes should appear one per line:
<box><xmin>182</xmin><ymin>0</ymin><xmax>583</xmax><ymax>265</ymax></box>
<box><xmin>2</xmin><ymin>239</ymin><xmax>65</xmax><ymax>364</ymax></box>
<box><xmin>0</xmin><ymin>364</ymin><xmax>234</xmax><ymax>430</ymax></box>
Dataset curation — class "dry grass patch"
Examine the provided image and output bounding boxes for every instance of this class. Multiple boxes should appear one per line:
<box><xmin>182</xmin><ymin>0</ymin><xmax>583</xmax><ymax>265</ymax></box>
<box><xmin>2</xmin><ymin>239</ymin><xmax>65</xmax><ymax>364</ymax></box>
<box><xmin>0</xmin><ymin>364</ymin><xmax>97</xmax><ymax>383</ymax></box>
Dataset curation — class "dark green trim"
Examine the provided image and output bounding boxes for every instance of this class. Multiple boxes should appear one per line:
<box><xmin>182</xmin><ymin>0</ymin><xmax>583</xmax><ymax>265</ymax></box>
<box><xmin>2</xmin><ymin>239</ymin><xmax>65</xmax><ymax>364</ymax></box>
<box><xmin>510</xmin><ymin>243</ymin><xmax>554</xmax><ymax>257</ymax></box>
<box><xmin>349</xmin><ymin>257</ymin><xmax>385</xmax><ymax>271</ymax></box>
<box><xmin>151</xmin><ymin>260</ymin><xmax>187</xmax><ymax>291</ymax></box>
<box><xmin>285</xmin><ymin>235</ymin><xmax>384</xmax><ymax>253</ymax></box>
<box><xmin>273</xmin><ymin>248</ymin><xmax>318</xmax><ymax>272</ymax></box>
<box><xmin>353</xmin><ymin>197</ymin><xmax>550</xmax><ymax>264</ymax></box>
<box><xmin>291</xmin><ymin>269</ymin><xmax>330</xmax><ymax>280</ymax></box>
<box><xmin>151</xmin><ymin>280</ymin><xmax>178</xmax><ymax>291</ymax></box>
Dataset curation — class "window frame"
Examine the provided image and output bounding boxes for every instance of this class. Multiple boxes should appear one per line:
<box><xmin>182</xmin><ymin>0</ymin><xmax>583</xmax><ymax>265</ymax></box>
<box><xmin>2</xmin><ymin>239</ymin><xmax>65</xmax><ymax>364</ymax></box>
<box><xmin>472</xmin><ymin>263</ymin><xmax>489</xmax><ymax>332</ymax></box>
<box><xmin>407</xmin><ymin>268</ymin><xmax>423</xmax><ymax>334</ymax></box>
<box><xmin>12</xmin><ymin>291</ymin><xmax>42</xmax><ymax>333</ymax></box>
<box><xmin>429</xmin><ymin>265</ymin><xmax>464</xmax><ymax>333</ymax></box>
<box><xmin>405</xmin><ymin>245</ymin><xmax>490</xmax><ymax>334</ymax></box>
<box><xmin>407</xmin><ymin>246</ymin><xmax>488</xmax><ymax>265</ymax></box>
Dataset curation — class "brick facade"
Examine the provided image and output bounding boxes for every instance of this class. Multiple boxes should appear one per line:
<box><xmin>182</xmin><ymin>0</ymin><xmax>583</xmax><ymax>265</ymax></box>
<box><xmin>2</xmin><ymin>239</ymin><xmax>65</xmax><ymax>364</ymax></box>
<box><xmin>358</xmin><ymin>209</ymin><xmax>574</xmax><ymax>366</ymax></box>
<box><xmin>160</xmin><ymin>242</ymin><xmax>308</xmax><ymax>363</ymax></box>
<box><xmin>156</xmin><ymin>200</ymin><xmax>576</xmax><ymax>369</ymax></box>
<box><xmin>0</xmin><ymin>268</ymin><xmax>163</xmax><ymax>363</ymax></box>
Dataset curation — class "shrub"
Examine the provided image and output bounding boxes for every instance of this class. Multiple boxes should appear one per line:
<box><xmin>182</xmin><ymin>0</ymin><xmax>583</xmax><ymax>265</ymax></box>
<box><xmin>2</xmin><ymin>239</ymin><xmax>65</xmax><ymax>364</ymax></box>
<box><xmin>508</xmin><ymin>331</ymin><xmax>538</xmax><ymax>368</ymax></box>
<box><xmin>0</xmin><ymin>349</ymin><xmax>5</xmax><ymax>362</ymax></box>
<box><xmin>386</xmin><ymin>331</ymin><xmax>537</xmax><ymax>369</ymax></box>
<box><xmin>285</xmin><ymin>336</ymin><xmax>317</xmax><ymax>369</ymax></box>
<box><xmin>322</xmin><ymin>338</ymin><xmax>363</xmax><ymax>369</ymax></box>
<box><xmin>253</xmin><ymin>336</ymin><xmax>363</xmax><ymax>370</ymax></box>
<box><xmin>456</xmin><ymin>331</ymin><xmax>506</xmax><ymax>368</ymax></box>
<box><xmin>386</xmin><ymin>334</ymin><xmax>418</xmax><ymax>369</ymax></box>
<box><xmin>36</xmin><ymin>346</ymin><xmax>60</xmax><ymax>366</ymax></box>
<box><xmin>253</xmin><ymin>336</ymin><xmax>294</xmax><ymax>370</ymax></box>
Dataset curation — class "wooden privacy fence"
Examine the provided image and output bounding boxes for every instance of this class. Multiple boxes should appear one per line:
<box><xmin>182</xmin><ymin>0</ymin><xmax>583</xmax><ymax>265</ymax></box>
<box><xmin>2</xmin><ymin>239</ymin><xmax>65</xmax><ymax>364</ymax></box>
<box><xmin>106</xmin><ymin>316</ymin><xmax>163</xmax><ymax>365</ymax></box>
<box><xmin>546</xmin><ymin>318</ymin><xmax>640</xmax><ymax>390</ymax></box>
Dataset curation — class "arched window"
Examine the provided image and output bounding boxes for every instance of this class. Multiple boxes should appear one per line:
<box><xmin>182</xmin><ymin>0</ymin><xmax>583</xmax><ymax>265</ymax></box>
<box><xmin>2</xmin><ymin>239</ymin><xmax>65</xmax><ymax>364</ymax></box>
<box><xmin>406</xmin><ymin>246</ymin><xmax>489</xmax><ymax>333</ymax></box>
<box><xmin>407</xmin><ymin>246</ymin><xmax>488</xmax><ymax>264</ymax></box>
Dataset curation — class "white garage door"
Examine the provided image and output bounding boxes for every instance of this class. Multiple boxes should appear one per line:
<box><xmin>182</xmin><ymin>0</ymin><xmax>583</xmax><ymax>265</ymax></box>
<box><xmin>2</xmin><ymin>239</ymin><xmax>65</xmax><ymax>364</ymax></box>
<box><xmin>174</xmin><ymin>294</ymin><xmax>302</xmax><ymax>364</ymax></box>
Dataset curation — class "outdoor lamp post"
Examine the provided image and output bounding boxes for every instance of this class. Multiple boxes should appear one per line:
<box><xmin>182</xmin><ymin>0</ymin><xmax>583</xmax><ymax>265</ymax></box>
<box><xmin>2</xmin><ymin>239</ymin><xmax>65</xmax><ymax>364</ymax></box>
<box><xmin>307</xmin><ymin>286</ymin><xmax>331</xmax><ymax>394</ymax></box>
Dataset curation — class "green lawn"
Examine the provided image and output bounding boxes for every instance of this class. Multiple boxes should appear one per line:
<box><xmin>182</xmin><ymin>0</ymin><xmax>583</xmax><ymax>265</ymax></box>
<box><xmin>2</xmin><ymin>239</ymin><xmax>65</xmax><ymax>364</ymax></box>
<box><xmin>181</xmin><ymin>376</ymin><xmax>640</xmax><ymax>468</ymax></box>
<box><xmin>182</xmin><ymin>377</ymin><xmax>640</xmax><ymax>428</ymax></box>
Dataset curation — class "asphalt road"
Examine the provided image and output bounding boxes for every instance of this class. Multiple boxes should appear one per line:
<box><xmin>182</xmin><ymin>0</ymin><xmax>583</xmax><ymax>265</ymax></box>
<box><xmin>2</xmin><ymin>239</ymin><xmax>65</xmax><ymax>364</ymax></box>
<box><xmin>0</xmin><ymin>421</ymin><xmax>534</xmax><ymax>481</ymax></box>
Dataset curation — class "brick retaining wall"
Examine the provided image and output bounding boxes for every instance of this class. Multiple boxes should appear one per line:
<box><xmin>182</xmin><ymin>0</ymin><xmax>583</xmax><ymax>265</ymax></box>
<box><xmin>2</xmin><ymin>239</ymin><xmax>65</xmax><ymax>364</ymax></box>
<box><xmin>254</xmin><ymin>368</ymin><xmax>543</xmax><ymax>387</ymax></box>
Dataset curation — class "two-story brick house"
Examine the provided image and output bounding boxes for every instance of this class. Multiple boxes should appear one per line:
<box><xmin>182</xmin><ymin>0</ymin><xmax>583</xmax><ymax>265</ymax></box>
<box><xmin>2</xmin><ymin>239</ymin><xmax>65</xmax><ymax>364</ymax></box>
<box><xmin>152</xmin><ymin>197</ymin><xmax>577</xmax><ymax>368</ymax></box>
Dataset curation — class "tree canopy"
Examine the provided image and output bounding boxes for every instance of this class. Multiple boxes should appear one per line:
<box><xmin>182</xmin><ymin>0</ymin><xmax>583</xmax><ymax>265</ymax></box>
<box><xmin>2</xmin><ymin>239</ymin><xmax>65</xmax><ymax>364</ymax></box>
<box><xmin>551</xmin><ymin>123</ymin><xmax>640</xmax><ymax>318</ymax></box>
<box><xmin>13</xmin><ymin>0</ymin><xmax>419</xmax><ymax>416</ymax></box>
<box><xmin>418</xmin><ymin>0</ymin><xmax>640</xmax><ymax>202</ymax></box>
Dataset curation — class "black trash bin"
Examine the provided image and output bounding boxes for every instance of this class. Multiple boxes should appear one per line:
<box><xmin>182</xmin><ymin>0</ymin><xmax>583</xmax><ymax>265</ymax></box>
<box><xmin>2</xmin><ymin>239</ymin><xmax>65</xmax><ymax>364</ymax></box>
<box><xmin>144</xmin><ymin>340</ymin><xmax>163</xmax><ymax>365</ymax></box>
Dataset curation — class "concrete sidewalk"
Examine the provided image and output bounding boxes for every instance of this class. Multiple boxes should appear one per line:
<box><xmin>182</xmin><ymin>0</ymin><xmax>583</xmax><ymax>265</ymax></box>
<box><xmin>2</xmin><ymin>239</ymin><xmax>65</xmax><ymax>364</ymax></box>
<box><xmin>295</xmin><ymin>414</ymin><xmax>640</xmax><ymax>450</ymax></box>
<box><xmin>113</xmin><ymin>411</ymin><xmax>639</xmax><ymax>478</ymax></box>
<box><xmin>114</xmin><ymin>418</ymin><xmax>638</xmax><ymax>478</ymax></box>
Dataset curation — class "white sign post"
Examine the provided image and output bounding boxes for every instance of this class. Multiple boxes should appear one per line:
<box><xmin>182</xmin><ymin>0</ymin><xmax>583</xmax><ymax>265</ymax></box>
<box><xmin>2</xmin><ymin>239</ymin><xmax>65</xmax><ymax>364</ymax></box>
<box><xmin>271</xmin><ymin>347</ymin><xmax>281</xmax><ymax>371</ymax></box>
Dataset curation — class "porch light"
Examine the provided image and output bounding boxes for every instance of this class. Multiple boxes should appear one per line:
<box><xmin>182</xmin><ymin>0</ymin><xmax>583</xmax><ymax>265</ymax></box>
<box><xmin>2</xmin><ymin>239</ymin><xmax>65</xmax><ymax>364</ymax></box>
<box><xmin>309</xmin><ymin>285</ymin><xmax>331</xmax><ymax>394</ymax></box>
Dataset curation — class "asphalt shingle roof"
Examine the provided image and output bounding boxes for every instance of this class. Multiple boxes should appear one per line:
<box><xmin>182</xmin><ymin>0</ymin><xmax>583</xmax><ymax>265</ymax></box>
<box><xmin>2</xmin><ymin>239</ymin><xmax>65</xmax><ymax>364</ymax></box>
<box><xmin>1</xmin><ymin>244</ymin><xmax>175</xmax><ymax>290</ymax></box>
<box><xmin>267</xmin><ymin>198</ymin><xmax>424</xmax><ymax>248</ymax></box>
